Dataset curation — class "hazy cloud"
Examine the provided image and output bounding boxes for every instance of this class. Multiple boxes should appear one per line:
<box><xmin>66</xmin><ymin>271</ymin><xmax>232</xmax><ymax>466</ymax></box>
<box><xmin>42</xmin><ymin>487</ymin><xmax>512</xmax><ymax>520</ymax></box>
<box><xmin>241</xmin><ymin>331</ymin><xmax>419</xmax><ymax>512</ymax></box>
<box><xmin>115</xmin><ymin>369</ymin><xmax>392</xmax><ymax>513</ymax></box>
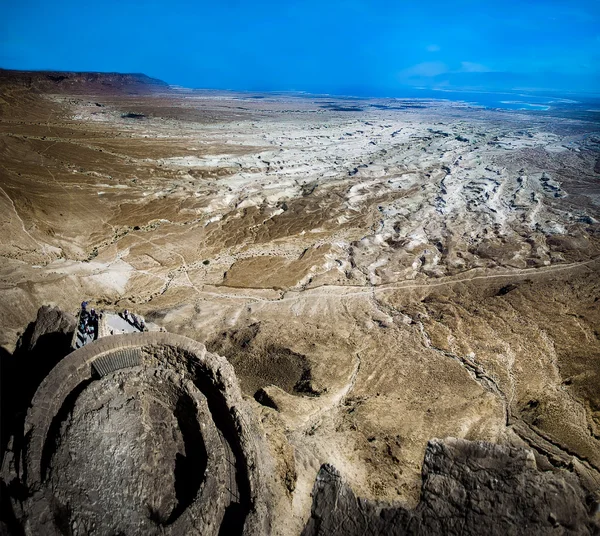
<box><xmin>398</xmin><ymin>61</ymin><xmax>493</xmax><ymax>84</ymax></box>
<box><xmin>458</xmin><ymin>62</ymin><xmax>491</xmax><ymax>73</ymax></box>
<box><xmin>426</xmin><ymin>44</ymin><xmax>440</xmax><ymax>52</ymax></box>
<box><xmin>399</xmin><ymin>61</ymin><xmax>448</xmax><ymax>78</ymax></box>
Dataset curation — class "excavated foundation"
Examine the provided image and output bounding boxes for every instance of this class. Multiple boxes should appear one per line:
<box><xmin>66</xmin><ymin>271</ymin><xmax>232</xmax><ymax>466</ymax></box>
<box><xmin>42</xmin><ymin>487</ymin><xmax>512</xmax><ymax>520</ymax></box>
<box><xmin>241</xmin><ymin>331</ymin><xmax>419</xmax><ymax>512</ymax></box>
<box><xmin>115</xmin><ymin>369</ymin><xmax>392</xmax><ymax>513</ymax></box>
<box><xmin>1</xmin><ymin>333</ymin><xmax>273</xmax><ymax>535</ymax></box>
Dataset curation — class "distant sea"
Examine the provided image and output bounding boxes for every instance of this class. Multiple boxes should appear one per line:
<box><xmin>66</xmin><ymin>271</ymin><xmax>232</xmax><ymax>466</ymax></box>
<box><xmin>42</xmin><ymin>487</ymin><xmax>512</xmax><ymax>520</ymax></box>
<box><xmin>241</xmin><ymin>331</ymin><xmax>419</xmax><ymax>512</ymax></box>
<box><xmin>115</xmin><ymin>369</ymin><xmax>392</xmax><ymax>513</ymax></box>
<box><xmin>181</xmin><ymin>84</ymin><xmax>600</xmax><ymax>120</ymax></box>
<box><xmin>324</xmin><ymin>87</ymin><xmax>600</xmax><ymax>120</ymax></box>
<box><xmin>408</xmin><ymin>89</ymin><xmax>574</xmax><ymax>111</ymax></box>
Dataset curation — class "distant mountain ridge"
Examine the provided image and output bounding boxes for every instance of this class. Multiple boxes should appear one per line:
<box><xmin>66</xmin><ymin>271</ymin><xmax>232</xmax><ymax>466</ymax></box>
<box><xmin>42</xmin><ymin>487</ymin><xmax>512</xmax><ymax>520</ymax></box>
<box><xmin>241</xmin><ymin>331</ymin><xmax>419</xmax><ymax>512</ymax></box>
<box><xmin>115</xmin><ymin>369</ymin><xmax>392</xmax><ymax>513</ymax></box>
<box><xmin>0</xmin><ymin>68</ymin><xmax>169</xmax><ymax>94</ymax></box>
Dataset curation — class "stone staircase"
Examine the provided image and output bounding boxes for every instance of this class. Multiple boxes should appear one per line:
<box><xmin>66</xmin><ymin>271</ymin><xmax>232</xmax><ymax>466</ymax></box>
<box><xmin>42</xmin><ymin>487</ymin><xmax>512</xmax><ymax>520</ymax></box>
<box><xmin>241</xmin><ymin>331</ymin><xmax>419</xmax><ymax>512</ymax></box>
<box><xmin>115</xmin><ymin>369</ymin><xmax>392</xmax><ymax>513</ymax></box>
<box><xmin>92</xmin><ymin>348</ymin><xmax>142</xmax><ymax>377</ymax></box>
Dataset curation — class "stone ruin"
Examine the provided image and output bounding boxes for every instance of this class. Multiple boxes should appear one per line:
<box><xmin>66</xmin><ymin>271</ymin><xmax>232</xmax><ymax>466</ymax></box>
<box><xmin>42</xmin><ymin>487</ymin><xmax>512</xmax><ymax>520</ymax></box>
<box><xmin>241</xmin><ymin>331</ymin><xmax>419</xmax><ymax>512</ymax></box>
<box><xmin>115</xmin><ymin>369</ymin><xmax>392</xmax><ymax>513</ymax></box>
<box><xmin>1</xmin><ymin>332</ymin><xmax>274</xmax><ymax>535</ymax></box>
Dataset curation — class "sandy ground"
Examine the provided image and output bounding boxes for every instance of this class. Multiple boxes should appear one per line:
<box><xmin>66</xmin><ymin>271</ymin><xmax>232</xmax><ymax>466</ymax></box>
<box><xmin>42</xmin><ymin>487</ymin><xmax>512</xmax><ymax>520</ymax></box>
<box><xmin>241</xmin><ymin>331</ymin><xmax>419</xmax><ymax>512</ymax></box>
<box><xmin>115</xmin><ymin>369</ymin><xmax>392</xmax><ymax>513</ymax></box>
<box><xmin>1</xmin><ymin>76</ymin><xmax>599</xmax><ymax>533</ymax></box>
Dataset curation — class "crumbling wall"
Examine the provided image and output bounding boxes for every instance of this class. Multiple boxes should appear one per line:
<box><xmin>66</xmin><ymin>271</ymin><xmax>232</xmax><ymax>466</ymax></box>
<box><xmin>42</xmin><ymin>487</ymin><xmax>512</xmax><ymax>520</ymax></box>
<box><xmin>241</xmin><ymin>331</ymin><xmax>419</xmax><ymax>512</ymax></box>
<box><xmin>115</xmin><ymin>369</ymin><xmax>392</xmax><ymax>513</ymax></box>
<box><xmin>1</xmin><ymin>332</ymin><xmax>274</xmax><ymax>535</ymax></box>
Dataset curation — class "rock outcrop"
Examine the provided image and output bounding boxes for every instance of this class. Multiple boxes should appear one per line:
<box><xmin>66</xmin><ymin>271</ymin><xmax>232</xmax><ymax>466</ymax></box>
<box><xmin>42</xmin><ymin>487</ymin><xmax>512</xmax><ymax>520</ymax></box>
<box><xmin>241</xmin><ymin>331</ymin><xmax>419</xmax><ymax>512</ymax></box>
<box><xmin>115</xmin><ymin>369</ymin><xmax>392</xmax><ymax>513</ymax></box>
<box><xmin>17</xmin><ymin>305</ymin><xmax>76</xmax><ymax>353</ymax></box>
<box><xmin>0</xmin><ymin>69</ymin><xmax>168</xmax><ymax>94</ymax></box>
<box><xmin>303</xmin><ymin>438</ymin><xmax>600</xmax><ymax>536</ymax></box>
<box><xmin>1</xmin><ymin>306</ymin><xmax>76</xmax><ymax>457</ymax></box>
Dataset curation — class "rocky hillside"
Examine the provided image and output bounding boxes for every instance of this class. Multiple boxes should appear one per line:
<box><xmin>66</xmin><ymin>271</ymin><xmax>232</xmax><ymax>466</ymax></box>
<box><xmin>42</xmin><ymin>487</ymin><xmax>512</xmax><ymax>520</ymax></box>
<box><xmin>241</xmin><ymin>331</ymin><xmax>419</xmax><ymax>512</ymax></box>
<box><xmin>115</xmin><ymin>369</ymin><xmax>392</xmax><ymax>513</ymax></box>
<box><xmin>0</xmin><ymin>68</ymin><xmax>169</xmax><ymax>94</ymax></box>
<box><xmin>303</xmin><ymin>438</ymin><xmax>600</xmax><ymax>535</ymax></box>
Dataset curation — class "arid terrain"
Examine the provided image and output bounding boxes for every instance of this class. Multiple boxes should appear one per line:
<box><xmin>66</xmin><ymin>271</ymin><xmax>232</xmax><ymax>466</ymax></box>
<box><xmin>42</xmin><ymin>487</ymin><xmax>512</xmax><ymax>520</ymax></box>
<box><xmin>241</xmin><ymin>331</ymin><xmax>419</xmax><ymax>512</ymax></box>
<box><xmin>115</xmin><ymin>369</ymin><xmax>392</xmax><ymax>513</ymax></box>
<box><xmin>1</xmin><ymin>70</ymin><xmax>599</xmax><ymax>534</ymax></box>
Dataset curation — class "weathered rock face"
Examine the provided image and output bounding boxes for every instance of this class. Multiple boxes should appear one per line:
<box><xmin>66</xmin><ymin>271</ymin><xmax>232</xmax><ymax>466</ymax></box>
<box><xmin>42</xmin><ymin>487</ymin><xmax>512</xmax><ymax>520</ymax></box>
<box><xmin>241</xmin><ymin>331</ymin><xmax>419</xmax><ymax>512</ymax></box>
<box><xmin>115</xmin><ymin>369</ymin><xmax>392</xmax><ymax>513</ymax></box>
<box><xmin>1</xmin><ymin>333</ymin><xmax>274</xmax><ymax>536</ymax></box>
<box><xmin>46</xmin><ymin>369</ymin><xmax>212</xmax><ymax>534</ymax></box>
<box><xmin>1</xmin><ymin>306</ymin><xmax>76</xmax><ymax>456</ymax></box>
<box><xmin>303</xmin><ymin>438</ymin><xmax>600</xmax><ymax>536</ymax></box>
<box><xmin>0</xmin><ymin>69</ymin><xmax>168</xmax><ymax>94</ymax></box>
<box><xmin>18</xmin><ymin>305</ymin><xmax>76</xmax><ymax>352</ymax></box>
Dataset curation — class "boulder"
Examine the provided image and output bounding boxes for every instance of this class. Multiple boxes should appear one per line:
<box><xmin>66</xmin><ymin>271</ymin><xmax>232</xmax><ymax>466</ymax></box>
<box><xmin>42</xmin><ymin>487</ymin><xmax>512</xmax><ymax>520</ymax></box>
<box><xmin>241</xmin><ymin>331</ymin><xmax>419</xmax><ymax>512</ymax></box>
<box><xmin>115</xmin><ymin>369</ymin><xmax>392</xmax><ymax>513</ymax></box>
<box><xmin>303</xmin><ymin>438</ymin><xmax>599</xmax><ymax>536</ymax></box>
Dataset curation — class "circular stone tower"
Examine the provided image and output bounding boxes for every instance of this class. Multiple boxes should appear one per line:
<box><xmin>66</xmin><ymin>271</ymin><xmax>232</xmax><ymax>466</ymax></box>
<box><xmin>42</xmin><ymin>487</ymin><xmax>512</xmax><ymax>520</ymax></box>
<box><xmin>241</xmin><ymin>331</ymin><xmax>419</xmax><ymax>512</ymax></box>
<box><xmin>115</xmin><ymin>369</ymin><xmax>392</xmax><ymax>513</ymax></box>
<box><xmin>1</xmin><ymin>333</ymin><xmax>273</xmax><ymax>535</ymax></box>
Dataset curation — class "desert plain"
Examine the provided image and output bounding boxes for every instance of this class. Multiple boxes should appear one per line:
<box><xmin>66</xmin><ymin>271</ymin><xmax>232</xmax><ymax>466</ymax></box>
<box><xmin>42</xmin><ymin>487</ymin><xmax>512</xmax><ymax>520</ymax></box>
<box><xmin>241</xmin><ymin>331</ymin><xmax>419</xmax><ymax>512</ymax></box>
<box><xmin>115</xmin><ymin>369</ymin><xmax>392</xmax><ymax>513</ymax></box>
<box><xmin>0</xmin><ymin>71</ymin><xmax>599</xmax><ymax>533</ymax></box>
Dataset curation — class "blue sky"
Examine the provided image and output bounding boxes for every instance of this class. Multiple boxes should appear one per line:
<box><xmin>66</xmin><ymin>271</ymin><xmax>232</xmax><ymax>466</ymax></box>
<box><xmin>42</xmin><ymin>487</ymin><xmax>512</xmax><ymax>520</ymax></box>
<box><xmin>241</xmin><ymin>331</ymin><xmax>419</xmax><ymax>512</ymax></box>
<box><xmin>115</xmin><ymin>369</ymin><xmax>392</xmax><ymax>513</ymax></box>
<box><xmin>1</xmin><ymin>0</ymin><xmax>599</xmax><ymax>95</ymax></box>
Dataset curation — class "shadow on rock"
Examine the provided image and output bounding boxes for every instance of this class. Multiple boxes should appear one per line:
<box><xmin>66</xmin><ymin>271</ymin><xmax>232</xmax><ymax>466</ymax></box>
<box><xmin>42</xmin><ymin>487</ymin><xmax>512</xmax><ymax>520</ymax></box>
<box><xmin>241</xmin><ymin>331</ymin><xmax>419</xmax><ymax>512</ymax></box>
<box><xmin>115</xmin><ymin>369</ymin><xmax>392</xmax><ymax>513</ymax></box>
<box><xmin>302</xmin><ymin>438</ymin><xmax>600</xmax><ymax>536</ymax></box>
<box><xmin>1</xmin><ymin>306</ymin><xmax>76</xmax><ymax>458</ymax></box>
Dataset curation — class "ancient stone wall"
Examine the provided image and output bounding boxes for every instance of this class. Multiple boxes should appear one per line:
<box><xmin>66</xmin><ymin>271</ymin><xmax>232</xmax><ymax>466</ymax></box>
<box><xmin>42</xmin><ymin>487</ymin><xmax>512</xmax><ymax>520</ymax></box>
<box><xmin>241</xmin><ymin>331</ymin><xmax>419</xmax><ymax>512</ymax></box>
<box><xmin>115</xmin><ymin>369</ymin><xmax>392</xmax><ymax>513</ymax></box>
<box><xmin>1</xmin><ymin>332</ymin><xmax>274</xmax><ymax>535</ymax></box>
